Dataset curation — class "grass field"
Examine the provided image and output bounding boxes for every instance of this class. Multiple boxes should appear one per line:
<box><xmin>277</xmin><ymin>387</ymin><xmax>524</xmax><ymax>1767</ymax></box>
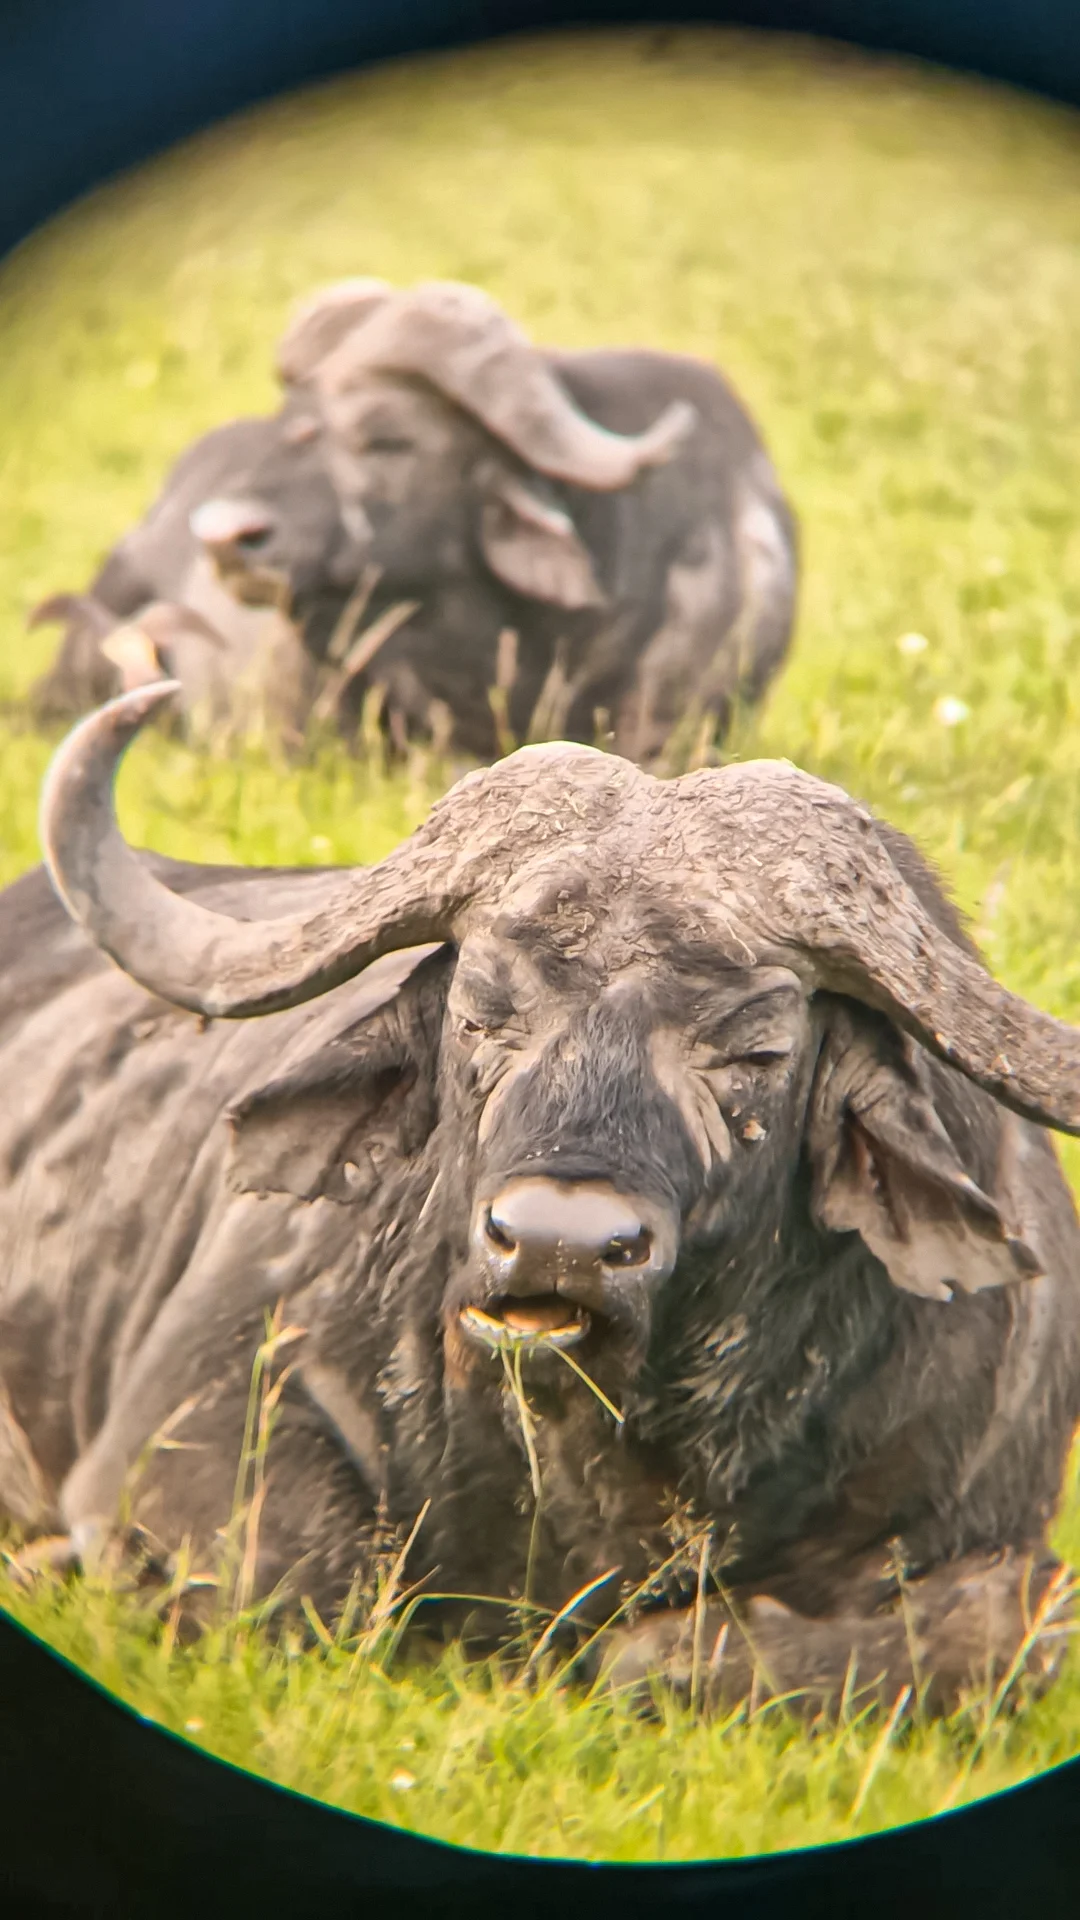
<box><xmin>2</xmin><ymin>25</ymin><xmax>1080</xmax><ymax>1861</ymax></box>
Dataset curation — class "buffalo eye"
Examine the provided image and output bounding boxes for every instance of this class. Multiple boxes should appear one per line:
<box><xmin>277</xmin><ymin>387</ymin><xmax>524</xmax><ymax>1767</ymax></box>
<box><xmin>458</xmin><ymin>1016</ymin><xmax>488</xmax><ymax>1038</ymax></box>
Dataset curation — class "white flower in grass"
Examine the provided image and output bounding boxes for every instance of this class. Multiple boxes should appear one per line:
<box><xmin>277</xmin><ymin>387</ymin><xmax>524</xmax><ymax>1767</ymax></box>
<box><xmin>390</xmin><ymin>1768</ymin><xmax>417</xmax><ymax>1791</ymax></box>
<box><xmin>898</xmin><ymin>631</ymin><xmax>929</xmax><ymax>655</ymax></box>
<box><xmin>933</xmin><ymin>695</ymin><xmax>970</xmax><ymax>727</ymax></box>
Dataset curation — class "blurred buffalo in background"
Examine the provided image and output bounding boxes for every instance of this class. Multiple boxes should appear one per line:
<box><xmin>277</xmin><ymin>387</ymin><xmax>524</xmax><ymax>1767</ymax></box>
<box><xmin>29</xmin><ymin>279</ymin><xmax>799</xmax><ymax>765</ymax></box>
<box><xmin>26</xmin><ymin>395</ymin><xmax>348</xmax><ymax>748</ymax></box>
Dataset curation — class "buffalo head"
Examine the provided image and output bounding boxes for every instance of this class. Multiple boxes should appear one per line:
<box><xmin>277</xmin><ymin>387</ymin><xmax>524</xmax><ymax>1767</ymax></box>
<box><xmin>39</xmin><ymin>687</ymin><xmax>1080</xmax><ymax>1418</ymax></box>
<box><xmin>188</xmin><ymin>279</ymin><xmax>697</xmax><ymax>627</ymax></box>
<box><xmin>186</xmin><ymin>392</ymin><xmax>368</xmax><ymax>634</ymax></box>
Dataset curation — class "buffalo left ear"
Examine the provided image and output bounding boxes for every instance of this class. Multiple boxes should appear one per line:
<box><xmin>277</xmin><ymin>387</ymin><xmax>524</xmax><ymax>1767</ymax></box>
<box><xmin>808</xmin><ymin>1003</ymin><xmax>1046</xmax><ymax>1301</ymax></box>
<box><xmin>479</xmin><ymin>467</ymin><xmax>607</xmax><ymax>610</ymax></box>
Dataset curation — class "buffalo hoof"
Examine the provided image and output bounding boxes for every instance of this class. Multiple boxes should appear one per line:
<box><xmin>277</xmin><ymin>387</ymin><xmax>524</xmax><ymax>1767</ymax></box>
<box><xmin>5</xmin><ymin>1532</ymin><xmax>83</xmax><ymax>1587</ymax></box>
<box><xmin>5</xmin><ymin>1518</ymin><xmax>151</xmax><ymax>1589</ymax></box>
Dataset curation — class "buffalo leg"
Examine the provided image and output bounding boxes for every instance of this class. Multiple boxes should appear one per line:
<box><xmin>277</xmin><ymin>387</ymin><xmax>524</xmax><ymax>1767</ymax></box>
<box><xmin>599</xmin><ymin>1547</ymin><xmax>1075</xmax><ymax>1717</ymax></box>
<box><xmin>36</xmin><ymin>1352</ymin><xmax>381</xmax><ymax>1623</ymax></box>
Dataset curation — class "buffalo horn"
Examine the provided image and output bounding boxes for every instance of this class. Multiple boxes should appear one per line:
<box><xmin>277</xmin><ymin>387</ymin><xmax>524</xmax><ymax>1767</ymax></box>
<box><xmin>38</xmin><ymin>691</ymin><xmax>616</xmax><ymax>1020</ymax></box>
<box><xmin>38</xmin><ymin>704</ymin><xmax>1080</xmax><ymax>1136</ymax></box>
<box><xmin>276</xmin><ymin>278</ymin><xmax>394</xmax><ymax>387</ymax></box>
<box><xmin>701</xmin><ymin>761</ymin><xmax>1080</xmax><ymax>1137</ymax></box>
<box><xmin>315</xmin><ymin>280</ymin><xmax>696</xmax><ymax>492</ymax></box>
<box><xmin>38</xmin><ymin>684</ymin><xmax>471</xmax><ymax>1019</ymax></box>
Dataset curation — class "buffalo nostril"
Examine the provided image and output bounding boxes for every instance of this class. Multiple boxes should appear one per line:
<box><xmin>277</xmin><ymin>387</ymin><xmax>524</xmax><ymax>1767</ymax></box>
<box><xmin>189</xmin><ymin>499</ymin><xmax>275</xmax><ymax>553</ymax></box>
<box><xmin>480</xmin><ymin>1181</ymin><xmax>667</xmax><ymax>1277</ymax></box>
<box><xmin>484</xmin><ymin>1208</ymin><xmax>517</xmax><ymax>1257</ymax></box>
<box><xmin>602</xmin><ymin>1229</ymin><xmax>653</xmax><ymax>1269</ymax></box>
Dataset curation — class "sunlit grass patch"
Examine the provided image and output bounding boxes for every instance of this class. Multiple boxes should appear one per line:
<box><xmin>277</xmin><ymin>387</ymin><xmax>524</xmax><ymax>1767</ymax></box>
<box><xmin>3</xmin><ymin>1528</ymin><xmax>1080</xmax><ymax>1861</ymax></box>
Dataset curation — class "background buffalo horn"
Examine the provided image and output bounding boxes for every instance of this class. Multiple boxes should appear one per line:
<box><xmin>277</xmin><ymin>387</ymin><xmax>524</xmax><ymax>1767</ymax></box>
<box><xmin>703</xmin><ymin>761</ymin><xmax>1080</xmax><ymax>1137</ymax></box>
<box><xmin>315</xmin><ymin>279</ymin><xmax>697</xmax><ymax>491</ymax></box>
<box><xmin>37</xmin><ymin>683</ymin><xmax>477</xmax><ymax>1020</ymax></box>
<box><xmin>275</xmin><ymin>278</ymin><xmax>394</xmax><ymax>387</ymax></box>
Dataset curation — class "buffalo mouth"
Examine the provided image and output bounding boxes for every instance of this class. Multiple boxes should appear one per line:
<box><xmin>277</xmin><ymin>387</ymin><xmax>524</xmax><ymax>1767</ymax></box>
<box><xmin>459</xmin><ymin>1296</ymin><xmax>591</xmax><ymax>1353</ymax></box>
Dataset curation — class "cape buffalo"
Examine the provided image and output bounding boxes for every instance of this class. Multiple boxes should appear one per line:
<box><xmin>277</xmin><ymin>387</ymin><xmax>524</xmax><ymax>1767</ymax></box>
<box><xmin>2</xmin><ymin>683</ymin><xmax>1078</xmax><ymax>1714</ymax></box>
<box><xmin>29</xmin><ymin>279</ymin><xmax>798</xmax><ymax>767</ymax></box>
<box><xmin>26</xmin><ymin>349</ymin><xmax>367</xmax><ymax>735</ymax></box>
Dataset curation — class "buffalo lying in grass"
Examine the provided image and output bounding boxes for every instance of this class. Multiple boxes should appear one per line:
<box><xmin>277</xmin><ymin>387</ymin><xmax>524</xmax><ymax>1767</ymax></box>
<box><xmin>1</xmin><ymin>683</ymin><xmax>1078</xmax><ymax>1714</ymax></box>
<box><xmin>28</xmin><ymin>279</ymin><xmax>798</xmax><ymax>766</ymax></box>
<box><xmin>26</xmin><ymin>399</ymin><xmax>350</xmax><ymax>743</ymax></box>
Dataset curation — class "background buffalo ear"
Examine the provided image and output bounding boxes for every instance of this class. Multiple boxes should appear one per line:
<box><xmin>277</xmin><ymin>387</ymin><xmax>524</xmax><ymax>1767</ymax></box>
<box><xmin>807</xmin><ymin>1002</ymin><xmax>1045</xmax><ymax>1301</ymax></box>
<box><xmin>478</xmin><ymin>466</ymin><xmax>607</xmax><ymax>609</ymax></box>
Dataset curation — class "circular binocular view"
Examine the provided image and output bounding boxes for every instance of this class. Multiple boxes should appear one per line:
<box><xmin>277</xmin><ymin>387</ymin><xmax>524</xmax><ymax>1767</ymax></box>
<box><xmin>1</xmin><ymin>26</ymin><xmax>1079</xmax><ymax>1862</ymax></box>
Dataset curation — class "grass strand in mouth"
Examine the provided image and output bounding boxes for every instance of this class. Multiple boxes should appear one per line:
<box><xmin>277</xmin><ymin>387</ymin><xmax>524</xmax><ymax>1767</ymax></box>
<box><xmin>499</xmin><ymin>1345</ymin><xmax>545</xmax><ymax>1605</ymax></box>
<box><xmin>551</xmin><ymin>1345</ymin><xmax>626</xmax><ymax>1426</ymax></box>
<box><xmin>501</xmin><ymin>1345</ymin><xmax>543</xmax><ymax>1503</ymax></box>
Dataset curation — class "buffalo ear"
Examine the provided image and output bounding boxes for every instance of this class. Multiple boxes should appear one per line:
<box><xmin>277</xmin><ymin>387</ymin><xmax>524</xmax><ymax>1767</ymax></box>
<box><xmin>28</xmin><ymin>592</ymin><xmax>110</xmax><ymax>632</ymax></box>
<box><xmin>226</xmin><ymin>1039</ymin><xmax>416</xmax><ymax>1205</ymax></box>
<box><xmin>225</xmin><ymin>946</ymin><xmax>445</xmax><ymax>1203</ymax></box>
<box><xmin>479</xmin><ymin>467</ymin><xmax>607</xmax><ymax>610</ymax></box>
<box><xmin>807</xmin><ymin>1003</ymin><xmax>1045</xmax><ymax>1301</ymax></box>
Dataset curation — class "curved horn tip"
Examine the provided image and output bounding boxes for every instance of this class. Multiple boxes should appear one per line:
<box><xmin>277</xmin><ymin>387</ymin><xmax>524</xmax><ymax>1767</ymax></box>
<box><xmin>69</xmin><ymin>678</ymin><xmax>181</xmax><ymax>741</ymax></box>
<box><xmin>38</xmin><ymin>680</ymin><xmax>182</xmax><ymax>859</ymax></box>
<box><xmin>660</xmin><ymin>399</ymin><xmax>699</xmax><ymax>447</ymax></box>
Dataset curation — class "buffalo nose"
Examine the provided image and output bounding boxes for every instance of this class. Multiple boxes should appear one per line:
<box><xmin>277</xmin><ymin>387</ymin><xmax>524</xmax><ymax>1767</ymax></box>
<box><xmin>476</xmin><ymin>1177</ymin><xmax>676</xmax><ymax>1297</ymax></box>
<box><xmin>190</xmin><ymin>497</ymin><xmax>275</xmax><ymax>557</ymax></box>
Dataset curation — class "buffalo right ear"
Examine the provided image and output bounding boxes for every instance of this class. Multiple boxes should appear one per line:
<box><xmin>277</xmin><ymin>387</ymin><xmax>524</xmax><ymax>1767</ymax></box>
<box><xmin>478</xmin><ymin>466</ymin><xmax>608</xmax><ymax>610</ymax></box>
<box><xmin>225</xmin><ymin>945</ymin><xmax>446</xmax><ymax>1204</ymax></box>
<box><xmin>226</xmin><ymin>1038</ymin><xmax>416</xmax><ymax>1205</ymax></box>
<box><xmin>807</xmin><ymin>1001</ymin><xmax>1046</xmax><ymax>1301</ymax></box>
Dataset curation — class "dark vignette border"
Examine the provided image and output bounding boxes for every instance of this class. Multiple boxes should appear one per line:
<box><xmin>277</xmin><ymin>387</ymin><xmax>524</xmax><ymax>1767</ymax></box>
<box><xmin>3</xmin><ymin>1</ymin><xmax>1080</xmax><ymax>261</ymax></box>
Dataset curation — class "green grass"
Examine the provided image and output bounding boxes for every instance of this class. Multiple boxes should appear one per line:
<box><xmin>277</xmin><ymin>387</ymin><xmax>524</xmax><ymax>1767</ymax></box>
<box><xmin>4</xmin><ymin>1552</ymin><xmax>1080</xmax><ymax>1863</ymax></box>
<box><xmin>2</xmin><ymin>24</ymin><xmax>1080</xmax><ymax>1860</ymax></box>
